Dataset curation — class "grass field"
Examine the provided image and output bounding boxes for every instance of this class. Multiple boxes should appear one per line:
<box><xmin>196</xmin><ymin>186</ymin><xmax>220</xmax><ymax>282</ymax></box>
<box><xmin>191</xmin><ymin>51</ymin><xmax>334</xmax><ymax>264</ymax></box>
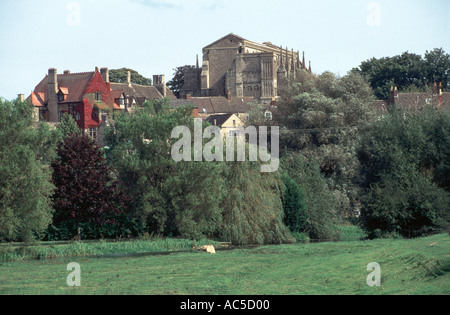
<box><xmin>0</xmin><ymin>233</ymin><xmax>448</xmax><ymax>295</ymax></box>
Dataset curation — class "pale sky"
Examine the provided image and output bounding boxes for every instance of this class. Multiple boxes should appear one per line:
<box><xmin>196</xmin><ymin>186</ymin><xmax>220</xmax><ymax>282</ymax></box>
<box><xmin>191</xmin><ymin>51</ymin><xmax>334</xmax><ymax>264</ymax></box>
<box><xmin>0</xmin><ymin>0</ymin><xmax>448</xmax><ymax>100</ymax></box>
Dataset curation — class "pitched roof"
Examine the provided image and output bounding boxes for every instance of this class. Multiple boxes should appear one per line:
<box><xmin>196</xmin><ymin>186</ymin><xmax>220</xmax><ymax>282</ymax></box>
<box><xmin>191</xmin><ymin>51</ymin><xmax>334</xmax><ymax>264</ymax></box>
<box><xmin>373</xmin><ymin>100</ymin><xmax>388</xmax><ymax>115</ymax></box>
<box><xmin>30</xmin><ymin>72</ymin><xmax>95</xmax><ymax>105</ymax></box>
<box><xmin>28</xmin><ymin>92</ymin><xmax>46</xmax><ymax>107</ymax></box>
<box><xmin>205</xmin><ymin>113</ymin><xmax>235</xmax><ymax>127</ymax></box>
<box><xmin>164</xmin><ymin>87</ymin><xmax>177</xmax><ymax>100</ymax></box>
<box><xmin>109</xmin><ymin>82</ymin><xmax>166</xmax><ymax>103</ymax></box>
<box><xmin>169</xmin><ymin>96</ymin><xmax>255</xmax><ymax>114</ymax></box>
<box><xmin>394</xmin><ymin>92</ymin><xmax>450</xmax><ymax>110</ymax></box>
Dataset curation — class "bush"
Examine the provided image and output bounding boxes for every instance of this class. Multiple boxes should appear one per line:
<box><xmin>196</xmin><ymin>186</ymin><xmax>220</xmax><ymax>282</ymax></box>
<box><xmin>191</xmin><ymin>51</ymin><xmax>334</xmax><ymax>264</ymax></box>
<box><xmin>359</xmin><ymin>107</ymin><xmax>450</xmax><ymax>238</ymax></box>
<box><xmin>361</xmin><ymin>171</ymin><xmax>449</xmax><ymax>238</ymax></box>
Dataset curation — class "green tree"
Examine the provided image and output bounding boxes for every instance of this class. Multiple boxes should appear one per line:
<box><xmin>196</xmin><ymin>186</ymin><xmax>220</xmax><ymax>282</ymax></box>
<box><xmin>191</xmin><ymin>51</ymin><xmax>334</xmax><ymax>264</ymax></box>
<box><xmin>281</xmin><ymin>174</ymin><xmax>307</xmax><ymax>233</ymax></box>
<box><xmin>353</xmin><ymin>48</ymin><xmax>450</xmax><ymax>99</ymax></box>
<box><xmin>424</xmin><ymin>48</ymin><xmax>450</xmax><ymax>89</ymax></box>
<box><xmin>167</xmin><ymin>65</ymin><xmax>196</xmax><ymax>98</ymax></box>
<box><xmin>106</xmin><ymin>99</ymin><xmax>224</xmax><ymax>240</ymax></box>
<box><xmin>280</xmin><ymin>152</ymin><xmax>342</xmax><ymax>241</ymax></box>
<box><xmin>359</xmin><ymin>106</ymin><xmax>450</xmax><ymax>238</ymax></box>
<box><xmin>57</xmin><ymin>112</ymin><xmax>80</xmax><ymax>140</ymax></box>
<box><xmin>109</xmin><ymin>68</ymin><xmax>152</xmax><ymax>86</ymax></box>
<box><xmin>276</xmin><ymin>70</ymin><xmax>376</xmax><ymax>216</ymax></box>
<box><xmin>0</xmin><ymin>98</ymin><xmax>56</xmax><ymax>242</ymax></box>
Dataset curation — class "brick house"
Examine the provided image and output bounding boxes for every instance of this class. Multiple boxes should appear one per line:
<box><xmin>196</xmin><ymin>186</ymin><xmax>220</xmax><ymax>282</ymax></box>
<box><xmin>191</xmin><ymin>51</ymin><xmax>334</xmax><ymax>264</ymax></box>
<box><xmin>28</xmin><ymin>67</ymin><xmax>176</xmax><ymax>142</ymax></box>
<box><xmin>388</xmin><ymin>83</ymin><xmax>449</xmax><ymax>110</ymax></box>
<box><xmin>373</xmin><ymin>83</ymin><xmax>449</xmax><ymax>117</ymax></box>
<box><xmin>28</xmin><ymin>67</ymin><xmax>121</xmax><ymax>140</ymax></box>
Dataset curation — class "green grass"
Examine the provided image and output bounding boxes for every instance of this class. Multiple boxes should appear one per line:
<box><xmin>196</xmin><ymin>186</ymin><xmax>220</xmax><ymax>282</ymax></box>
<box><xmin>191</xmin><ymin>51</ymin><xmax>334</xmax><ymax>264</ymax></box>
<box><xmin>0</xmin><ymin>238</ymin><xmax>220</xmax><ymax>262</ymax></box>
<box><xmin>0</xmin><ymin>234</ymin><xmax>448</xmax><ymax>295</ymax></box>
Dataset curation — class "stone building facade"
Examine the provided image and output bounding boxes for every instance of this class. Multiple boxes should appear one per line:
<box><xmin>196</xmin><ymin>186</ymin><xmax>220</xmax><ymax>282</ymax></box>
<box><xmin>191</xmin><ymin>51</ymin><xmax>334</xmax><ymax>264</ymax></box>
<box><xmin>180</xmin><ymin>33</ymin><xmax>312</xmax><ymax>104</ymax></box>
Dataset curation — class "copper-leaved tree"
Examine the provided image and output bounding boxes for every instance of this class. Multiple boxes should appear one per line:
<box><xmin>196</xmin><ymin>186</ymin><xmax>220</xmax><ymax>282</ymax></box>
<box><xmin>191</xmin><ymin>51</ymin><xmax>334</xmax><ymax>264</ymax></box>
<box><xmin>51</xmin><ymin>134</ymin><xmax>127</xmax><ymax>240</ymax></box>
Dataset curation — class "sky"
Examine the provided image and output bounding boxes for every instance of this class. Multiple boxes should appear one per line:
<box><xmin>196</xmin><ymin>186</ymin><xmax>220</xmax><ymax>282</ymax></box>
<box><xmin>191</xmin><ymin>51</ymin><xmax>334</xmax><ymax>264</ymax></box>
<box><xmin>0</xmin><ymin>0</ymin><xmax>448</xmax><ymax>100</ymax></box>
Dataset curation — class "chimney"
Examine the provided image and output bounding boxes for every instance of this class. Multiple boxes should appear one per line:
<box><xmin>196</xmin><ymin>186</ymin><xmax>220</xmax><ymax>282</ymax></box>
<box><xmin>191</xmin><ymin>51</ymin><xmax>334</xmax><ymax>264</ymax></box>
<box><xmin>433</xmin><ymin>82</ymin><xmax>437</xmax><ymax>95</ymax></box>
<box><xmin>101</xmin><ymin>67</ymin><xmax>109</xmax><ymax>83</ymax></box>
<box><xmin>127</xmin><ymin>70</ymin><xmax>132</xmax><ymax>87</ymax></box>
<box><xmin>227</xmin><ymin>90</ymin><xmax>231</xmax><ymax>100</ymax></box>
<box><xmin>18</xmin><ymin>94</ymin><xmax>24</xmax><ymax>102</ymax></box>
<box><xmin>64</xmin><ymin>70</ymin><xmax>71</xmax><ymax>75</ymax></box>
<box><xmin>153</xmin><ymin>75</ymin><xmax>166</xmax><ymax>97</ymax></box>
<box><xmin>47</xmin><ymin>68</ymin><xmax>59</xmax><ymax>122</ymax></box>
<box><xmin>192</xmin><ymin>108</ymin><xmax>199</xmax><ymax>118</ymax></box>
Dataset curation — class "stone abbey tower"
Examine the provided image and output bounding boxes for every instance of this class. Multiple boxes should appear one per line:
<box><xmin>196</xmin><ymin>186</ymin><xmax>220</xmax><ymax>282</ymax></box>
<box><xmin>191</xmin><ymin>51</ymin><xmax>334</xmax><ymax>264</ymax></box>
<box><xmin>180</xmin><ymin>33</ymin><xmax>312</xmax><ymax>104</ymax></box>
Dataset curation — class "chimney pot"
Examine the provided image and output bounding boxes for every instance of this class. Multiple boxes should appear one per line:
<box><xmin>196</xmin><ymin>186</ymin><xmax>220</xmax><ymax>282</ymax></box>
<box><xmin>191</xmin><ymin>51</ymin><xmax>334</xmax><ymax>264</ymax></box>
<box><xmin>64</xmin><ymin>70</ymin><xmax>71</xmax><ymax>75</ymax></box>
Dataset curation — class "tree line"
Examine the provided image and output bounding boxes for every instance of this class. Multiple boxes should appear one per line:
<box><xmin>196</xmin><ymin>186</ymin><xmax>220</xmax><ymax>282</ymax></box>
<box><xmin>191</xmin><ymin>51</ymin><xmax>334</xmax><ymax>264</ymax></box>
<box><xmin>0</xmin><ymin>50</ymin><xmax>449</xmax><ymax>244</ymax></box>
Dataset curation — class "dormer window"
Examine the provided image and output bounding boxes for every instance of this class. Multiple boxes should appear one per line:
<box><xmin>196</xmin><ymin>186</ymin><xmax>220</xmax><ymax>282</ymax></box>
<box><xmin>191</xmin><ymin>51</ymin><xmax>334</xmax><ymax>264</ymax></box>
<box><xmin>95</xmin><ymin>93</ymin><xmax>102</xmax><ymax>101</ymax></box>
<box><xmin>58</xmin><ymin>93</ymin><xmax>65</xmax><ymax>102</ymax></box>
<box><xmin>119</xmin><ymin>96</ymin><xmax>125</xmax><ymax>106</ymax></box>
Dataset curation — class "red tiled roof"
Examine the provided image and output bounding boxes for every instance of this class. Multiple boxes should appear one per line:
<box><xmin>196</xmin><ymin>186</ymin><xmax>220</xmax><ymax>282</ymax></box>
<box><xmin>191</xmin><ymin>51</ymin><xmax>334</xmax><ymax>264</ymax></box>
<box><xmin>110</xmin><ymin>89</ymin><xmax>124</xmax><ymax>99</ymax></box>
<box><xmin>59</xmin><ymin>87</ymin><xmax>69</xmax><ymax>95</ymax></box>
<box><xmin>29</xmin><ymin>92</ymin><xmax>46</xmax><ymax>107</ymax></box>
<box><xmin>31</xmin><ymin>72</ymin><xmax>95</xmax><ymax>104</ymax></box>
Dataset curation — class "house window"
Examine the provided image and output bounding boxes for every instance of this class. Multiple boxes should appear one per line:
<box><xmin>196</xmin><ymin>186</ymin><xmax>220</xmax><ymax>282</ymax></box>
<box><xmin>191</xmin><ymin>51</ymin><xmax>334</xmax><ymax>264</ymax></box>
<box><xmin>74</xmin><ymin>111</ymin><xmax>81</xmax><ymax>121</ymax></box>
<box><xmin>119</xmin><ymin>97</ymin><xmax>125</xmax><ymax>106</ymax></box>
<box><xmin>233</xmin><ymin>120</ymin><xmax>236</xmax><ymax>127</ymax></box>
<box><xmin>95</xmin><ymin>93</ymin><xmax>102</xmax><ymax>101</ymax></box>
<box><xmin>265</xmin><ymin>111</ymin><xmax>273</xmax><ymax>121</ymax></box>
<box><xmin>89</xmin><ymin>127</ymin><xmax>98</xmax><ymax>140</ymax></box>
<box><xmin>58</xmin><ymin>93</ymin><xmax>65</xmax><ymax>102</ymax></box>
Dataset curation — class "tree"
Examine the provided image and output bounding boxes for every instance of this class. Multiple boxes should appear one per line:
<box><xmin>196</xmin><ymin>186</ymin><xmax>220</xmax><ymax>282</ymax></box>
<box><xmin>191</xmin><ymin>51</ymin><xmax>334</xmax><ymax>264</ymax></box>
<box><xmin>218</xmin><ymin>159</ymin><xmax>294</xmax><ymax>245</ymax></box>
<box><xmin>281</xmin><ymin>174</ymin><xmax>307</xmax><ymax>233</ymax></box>
<box><xmin>51</xmin><ymin>134</ymin><xmax>126</xmax><ymax>239</ymax></box>
<box><xmin>353</xmin><ymin>48</ymin><xmax>450</xmax><ymax>99</ymax></box>
<box><xmin>359</xmin><ymin>106</ymin><xmax>450</xmax><ymax>238</ymax></box>
<box><xmin>167</xmin><ymin>65</ymin><xmax>196</xmax><ymax>98</ymax></box>
<box><xmin>0</xmin><ymin>98</ymin><xmax>56</xmax><ymax>242</ymax></box>
<box><xmin>275</xmin><ymin>70</ymin><xmax>376</xmax><ymax>216</ymax></box>
<box><xmin>280</xmin><ymin>152</ymin><xmax>342</xmax><ymax>241</ymax></box>
<box><xmin>109</xmin><ymin>68</ymin><xmax>152</xmax><ymax>86</ymax></box>
<box><xmin>424</xmin><ymin>48</ymin><xmax>450</xmax><ymax>89</ymax></box>
<box><xmin>106</xmin><ymin>99</ymin><xmax>225</xmax><ymax>240</ymax></box>
<box><xmin>57</xmin><ymin>112</ymin><xmax>80</xmax><ymax>140</ymax></box>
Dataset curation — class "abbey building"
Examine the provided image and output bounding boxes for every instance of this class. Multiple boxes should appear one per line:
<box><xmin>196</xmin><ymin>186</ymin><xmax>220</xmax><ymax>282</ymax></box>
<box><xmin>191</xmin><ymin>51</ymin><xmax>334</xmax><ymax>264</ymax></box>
<box><xmin>180</xmin><ymin>33</ymin><xmax>312</xmax><ymax>104</ymax></box>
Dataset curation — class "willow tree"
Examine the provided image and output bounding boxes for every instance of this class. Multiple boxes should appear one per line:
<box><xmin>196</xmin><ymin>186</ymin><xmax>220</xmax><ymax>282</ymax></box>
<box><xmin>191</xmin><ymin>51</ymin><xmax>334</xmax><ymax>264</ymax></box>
<box><xmin>106</xmin><ymin>100</ymin><xmax>225</xmax><ymax>240</ymax></box>
<box><xmin>218</xmin><ymin>157</ymin><xmax>294</xmax><ymax>245</ymax></box>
